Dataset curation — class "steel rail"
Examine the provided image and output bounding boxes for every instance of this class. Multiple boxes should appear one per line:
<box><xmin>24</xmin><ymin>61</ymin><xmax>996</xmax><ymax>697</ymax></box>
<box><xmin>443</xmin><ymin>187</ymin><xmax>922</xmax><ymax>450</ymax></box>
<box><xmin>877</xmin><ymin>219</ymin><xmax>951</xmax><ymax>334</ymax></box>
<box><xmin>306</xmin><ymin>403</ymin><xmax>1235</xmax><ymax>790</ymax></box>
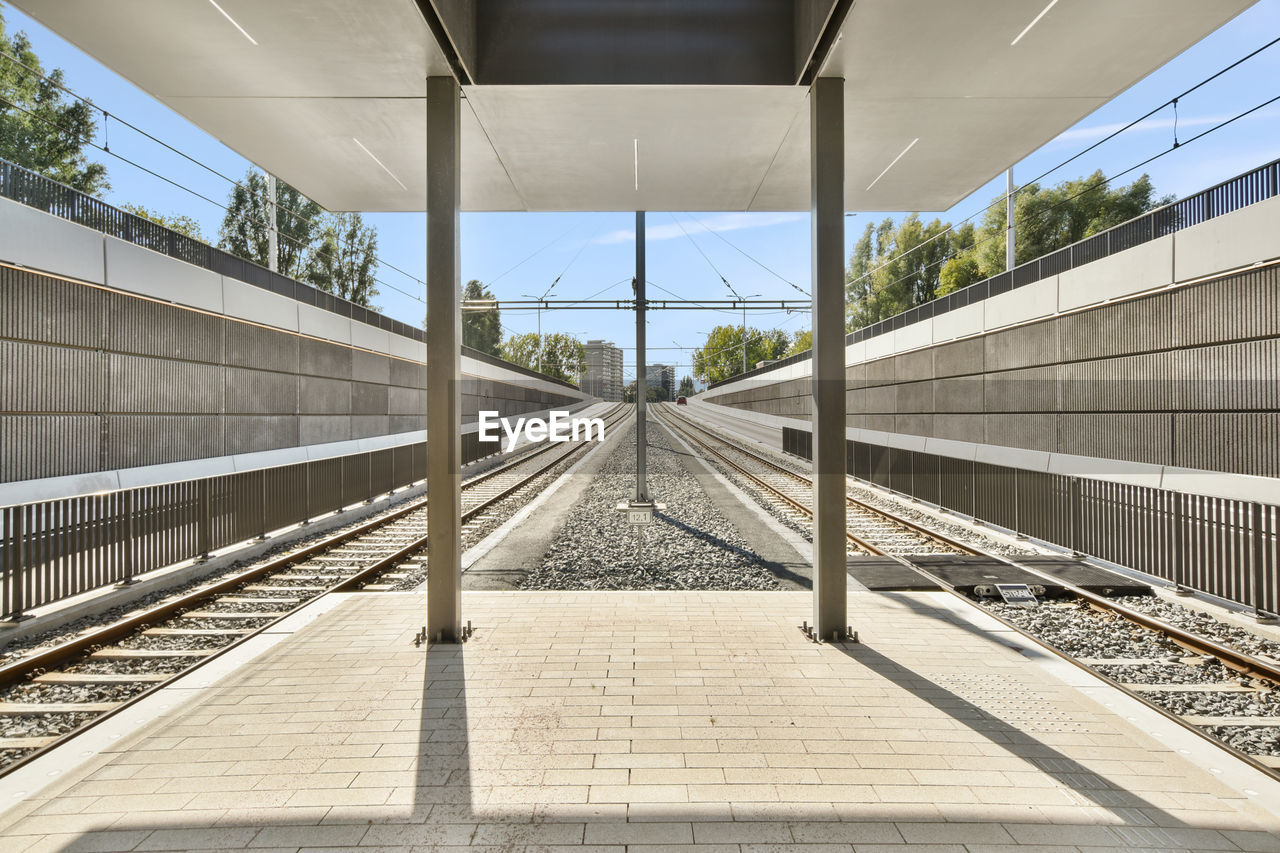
<box><xmin>0</xmin><ymin>404</ymin><xmax>628</xmax><ymax>778</ymax></box>
<box><xmin>0</xmin><ymin>404</ymin><xmax>625</xmax><ymax>690</ymax></box>
<box><xmin>332</xmin><ymin>405</ymin><xmax>633</xmax><ymax>592</ymax></box>
<box><xmin>655</xmin><ymin>407</ymin><xmax>957</xmax><ymax>558</ymax></box>
<box><xmin>657</xmin><ymin>403</ymin><xmax>1280</xmax><ymax>780</ymax></box>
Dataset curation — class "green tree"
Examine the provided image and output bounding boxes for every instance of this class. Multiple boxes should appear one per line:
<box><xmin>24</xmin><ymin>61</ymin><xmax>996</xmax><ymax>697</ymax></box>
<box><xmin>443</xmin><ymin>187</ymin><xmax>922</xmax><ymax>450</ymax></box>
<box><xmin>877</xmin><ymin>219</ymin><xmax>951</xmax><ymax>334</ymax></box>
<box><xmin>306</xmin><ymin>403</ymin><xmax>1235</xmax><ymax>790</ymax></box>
<box><xmin>217</xmin><ymin>170</ymin><xmax>323</xmax><ymax>278</ymax></box>
<box><xmin>678</xmin><ymin>375</ymin><xmax>695</xmax><ymax>397</ymax></box>
<box><xmin>623</xmin><ymin>381</ymin><xmax>660</xmax><ymax>403</ymax></box>
<box><xmin>500</xmin><ymin>332</ymin><xmax>586</xmax><ymax>384</ymax></box>
<box><xmin>785</xmin><ymin>329</ymin><xmax>812</xmax><ymax>356</ymax></box>
<box><xmin>537</xmin><ymin>332</ymin><xmax>586</xmax><ymax>384</ymax></box>
<box><xmin>501</xmin><ymin>332</ymin><xmax>540</xmax><ymax>370</ymax></box>
<box><xmin>846</xmin><ymin>214</ymin><xmax>951</xmax><ymax>329</ymax></box>
<box><xmin>119</xmin><ymin>203</ymin><xmax>205</xmax><ymax>242</ymax></box>
<box><xmin>0</xmin><ymin>12</ymin><xmax>108</xmax><ymax>195</ymax></box>
<box><xmin>460</xmin><ymin>279</ymin><xmax>502</xmax><ymax>356</ymax></box>
<box><xmin>306</xmin><ymin>212</ymin><xmax>379</xmax><ymax>307</ymax></box>
<box><xmin>692</xmin><ymin>324</ymin><xmax>790</xmax><ymax>384</ymax></box>
<box><xmin>937</xmin><ymin>223</ymin><xmax>979</xmax><ymax>295</ymax></box>
<box><xmin>939</xmin><ymin>172</ymin><xmax>1169</xmax><ymax>295</ymax></box>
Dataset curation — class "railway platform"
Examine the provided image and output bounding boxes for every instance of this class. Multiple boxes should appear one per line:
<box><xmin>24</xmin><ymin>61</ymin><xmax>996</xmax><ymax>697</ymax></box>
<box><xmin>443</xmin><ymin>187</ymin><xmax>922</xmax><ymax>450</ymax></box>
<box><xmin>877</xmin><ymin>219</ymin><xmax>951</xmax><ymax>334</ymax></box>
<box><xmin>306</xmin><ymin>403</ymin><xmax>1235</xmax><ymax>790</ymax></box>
<box><xmin>2</xmin><ymin>590</ymin><xmax>1278</xmax><ymax>852</ymax></box>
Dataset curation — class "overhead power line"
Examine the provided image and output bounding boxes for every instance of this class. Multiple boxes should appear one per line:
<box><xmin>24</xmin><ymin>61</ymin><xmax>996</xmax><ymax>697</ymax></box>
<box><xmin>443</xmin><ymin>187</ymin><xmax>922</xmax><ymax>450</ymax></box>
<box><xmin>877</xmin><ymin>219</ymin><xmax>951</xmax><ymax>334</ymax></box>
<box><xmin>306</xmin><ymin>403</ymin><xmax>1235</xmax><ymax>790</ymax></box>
<box><xmin>845</xmin><ymin>33</ymin><xmax>1280</xmax><ymax>291</ymax></box>
<box><xmin>684</xmin><ymin>215</ymin><xmax>810</xmax><ymax>297</ymax></box>
<box><xmin>0</xmin><ymin>49</ymin><xmax>427</xmax><ymax>294</ymax></box>
<box><xmin>853</xmin><ymin>92</ymin><xmax>1280</xmax><ymax>311</ymax></box>
<box><xmin>0</xmin><ymin>91</ymin><xmax>428</xmax><ymax>306</ymax></box>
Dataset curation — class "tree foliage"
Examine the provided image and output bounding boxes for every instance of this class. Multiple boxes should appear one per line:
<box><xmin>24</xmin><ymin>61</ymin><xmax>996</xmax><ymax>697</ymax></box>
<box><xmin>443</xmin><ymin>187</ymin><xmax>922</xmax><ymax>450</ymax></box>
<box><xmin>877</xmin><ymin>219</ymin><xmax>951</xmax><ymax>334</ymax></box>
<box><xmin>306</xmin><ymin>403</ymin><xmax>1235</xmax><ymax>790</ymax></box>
<box><xmin>120</xmin><ymin>203</ymin><xmax>205</xmax><ymax>242</ymax></box>
<box><xmin>500</xmin><ymin>332</ymin><xmax>586</xmax><ymax>384</ymax></box>
<box><xmin>692</xmin><ymin>324</ymin><xmax>790</xmax><ymax>384</ymax></box>
<box><xmin>218</xmin><ymin>170</ymin><xmax>323</xmax><ymax>279</ymax></box>
<box><xmin>846</xmin><ymin>214</ymin><xmax>951</xmax><ymax>329</ymax></box>
<box><xmin>622</xmin><ymin>381</ymin><xmax>660</xmax><ymax>404</ymax></box>
<box><xmin>461</xmin><ymin>279</ymin><xmax>502</xmax><ymax>356</ymax></box>
<box><xmin>0</xmin><ymin>12</ymin><xmax>108</xmax><ymax>195</ymax></box>
<box><xmin>785</xmin><ymin>329</ymin><xmax>812</xmax><ymax>356</ymax></box>
<box><xmin>846</xmin><ymin>173</ymin><xmax>1169</xmax><ymax>328</ymax></box>
<box><xmin>938</xmin><ymin>171</ymin><xmax>1169</xmax><ymax>294</ymax></box>
<box><xmin>678</xmin><ymin>375</ymin><xmax>695</xmax><ymax>398</ymax></box>
<box><xmin>216</xmin><ymin>170</ymin><xmax>381</xmax><ymax>307</ymax></box>
<box><xmin>307</xmin><ymin>212</ymin><xmax>379</xmax><ymax>306</ymax></box>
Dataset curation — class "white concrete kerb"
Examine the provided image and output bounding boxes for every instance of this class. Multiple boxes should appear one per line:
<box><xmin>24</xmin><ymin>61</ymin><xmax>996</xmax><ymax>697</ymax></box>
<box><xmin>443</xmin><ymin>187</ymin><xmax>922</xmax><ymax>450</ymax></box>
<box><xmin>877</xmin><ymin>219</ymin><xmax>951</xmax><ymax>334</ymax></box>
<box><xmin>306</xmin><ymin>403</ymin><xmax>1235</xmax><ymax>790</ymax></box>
<box><xmin>0</xmin><ymin>593</ymin><xmax>355</xmax><ymax>820</ymax></box>
<box><xmin>929</xmin><ymin>590</ymin><xmax>1280</xmax><ymax>812</ymax></box>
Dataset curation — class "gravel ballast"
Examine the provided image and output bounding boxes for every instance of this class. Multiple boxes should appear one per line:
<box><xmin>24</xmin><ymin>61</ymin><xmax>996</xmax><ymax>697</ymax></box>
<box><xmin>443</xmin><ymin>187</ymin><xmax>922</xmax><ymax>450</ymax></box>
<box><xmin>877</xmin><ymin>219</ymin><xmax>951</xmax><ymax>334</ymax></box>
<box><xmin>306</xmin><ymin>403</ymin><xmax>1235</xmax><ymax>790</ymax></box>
<box><xmin>523</xmin><ymin>418</ymin><xmax>782</xmax><ymax>591</ymax></box>
<box><xmin>1111</xmin><ymin>595</ymin><xmax>1280</xmax><ymax>663</ymax></box>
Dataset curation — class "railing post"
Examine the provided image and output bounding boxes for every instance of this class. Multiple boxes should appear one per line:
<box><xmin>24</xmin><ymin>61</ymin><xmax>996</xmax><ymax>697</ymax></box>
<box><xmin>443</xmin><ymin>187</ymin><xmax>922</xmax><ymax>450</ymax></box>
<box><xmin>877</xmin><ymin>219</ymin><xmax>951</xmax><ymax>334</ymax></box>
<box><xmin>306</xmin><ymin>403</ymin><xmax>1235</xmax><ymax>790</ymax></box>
<box><xmin>1069</xmin><ymin>476</ymin><xmax>1083</xmax><ymax>557</ymax></box>
<box><xmin>6</xmin><ymin>507</ymin><xmax>30</xmax><ymax>622</ymax></box>
<box><xmin>1251</xmin><ymin>502</ymin><xmax>1272</xmax><ymax>622</ymax></box>
<box><xmin>1013</xmin><ymin>468</ymin><xmax>1023</xmax><ymax>538</ymax></box>
<box><xmin>970</xmin><ymin>461</ymin><xmax>978</xmax><ymax>522</ymax></box>
<box><xmin>302</xmin><ymin>464</ymin><xmax>312</xmax><ymax>525</ymax></box>
<box><xmin>1173</xmin><ymin>491</ymin><xmax>1190</xmax><ymax>594</ymax></box>
<box><xmin>117</xmin><ymin>490</ymin><xmax>135</xmax><ymax>587</ymax></box>
<box><xmin>258</xmin><ymin>469</ymin><xmax>269</xmax><ymax>541</ymax></box>
<box><xmin>197</xmin><ymin>479</ymin><xmax>211</xmax><ymax>562</ymax></box>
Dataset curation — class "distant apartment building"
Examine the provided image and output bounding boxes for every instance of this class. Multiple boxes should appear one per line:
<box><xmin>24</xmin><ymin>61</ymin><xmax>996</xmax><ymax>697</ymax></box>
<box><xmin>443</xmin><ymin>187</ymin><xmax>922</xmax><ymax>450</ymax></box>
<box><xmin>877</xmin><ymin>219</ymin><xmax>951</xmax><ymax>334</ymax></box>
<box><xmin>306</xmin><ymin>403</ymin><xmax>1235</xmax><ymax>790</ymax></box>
<box><xmin>583</xmin><ymin>340</ymin><xmax>623</xmax><ymax>401</ymax></box>
<box><xmin>646</xmin><ymin>363</ymin><xmax>675</xmax><ymax>401</ymax></box>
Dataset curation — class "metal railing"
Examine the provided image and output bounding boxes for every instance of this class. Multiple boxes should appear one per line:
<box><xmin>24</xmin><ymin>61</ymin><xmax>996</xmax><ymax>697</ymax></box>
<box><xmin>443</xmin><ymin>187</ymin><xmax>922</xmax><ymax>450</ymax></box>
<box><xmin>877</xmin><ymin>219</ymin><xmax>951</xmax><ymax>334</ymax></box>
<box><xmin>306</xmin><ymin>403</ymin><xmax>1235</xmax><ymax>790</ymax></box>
<box><xmin>782</xmin><ymin>427</ymin><xmax>1280</xmax><ymax>617</ymax></box>
<box><xmin>713</xmin><ymin>157</ymin><xmax>1280</xmax><ymax>390</ymax></box>
<box><xmin>0</xmin><ymin>444</ymin><xmax>426</xmax><ymax>621</ymax></box>
<box><xmin>0</xmin><ymin>419</ymin><xmax>543</xmax><ymax>621</ymax></box>
<box><xmin>0</xmin><ymin>158</ymin><xmax>425</xmax><ymax>345</ymax></box>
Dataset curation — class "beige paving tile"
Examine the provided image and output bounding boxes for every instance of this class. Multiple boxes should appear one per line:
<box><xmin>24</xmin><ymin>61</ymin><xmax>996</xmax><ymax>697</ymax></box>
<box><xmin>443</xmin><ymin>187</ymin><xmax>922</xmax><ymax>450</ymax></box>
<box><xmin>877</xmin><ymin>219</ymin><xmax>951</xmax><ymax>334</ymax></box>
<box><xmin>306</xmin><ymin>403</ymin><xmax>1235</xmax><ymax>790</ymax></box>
<box><xmin>3</xmin><ymin>590</ymin><xmax>1278</xmax><ymax>852</ymax></box>
<box><xmin>583</xmin><ymin>821</ymin><xmax>694</xmax><ymax>844</ymax></box>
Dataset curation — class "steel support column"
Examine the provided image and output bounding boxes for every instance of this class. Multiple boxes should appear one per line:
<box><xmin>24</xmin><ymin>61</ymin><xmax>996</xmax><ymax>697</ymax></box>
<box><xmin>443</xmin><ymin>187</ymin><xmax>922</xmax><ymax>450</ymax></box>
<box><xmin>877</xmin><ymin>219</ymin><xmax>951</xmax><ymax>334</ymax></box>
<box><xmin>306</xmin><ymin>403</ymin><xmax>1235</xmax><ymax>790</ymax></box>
<box><xmin>635</xmin><ymin>211</ymin><xmax>648</xmax><ymax>501</ymax></box>
<box><xmin>1005</xmin><ymin>168</ymin><xmax>1015</xmax><ymax>271</ymax></box>
<box><xmin>810</xmin><ymin>77</ymin><xmax>847</xmax><ymax>639</ymax></box>
<box><xmin>426</xmin><ymin>75</ymin><xmax>462</xmax><ymax>643</ymax></box>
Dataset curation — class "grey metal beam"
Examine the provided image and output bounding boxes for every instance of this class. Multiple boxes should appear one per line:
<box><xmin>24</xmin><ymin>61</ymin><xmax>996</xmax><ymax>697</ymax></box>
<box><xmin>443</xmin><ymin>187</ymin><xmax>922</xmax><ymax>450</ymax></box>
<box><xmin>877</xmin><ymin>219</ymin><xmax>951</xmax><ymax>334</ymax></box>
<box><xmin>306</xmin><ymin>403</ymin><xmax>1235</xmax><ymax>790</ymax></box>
<box><xmin>1006</xmin><ymin>168</ymin><xmax>1015</xmax><ymax>271</ymax></box>
<box><xmin>635</xmin><ymin>210</ymin><xmax>648</xmax><ymax>502</ymax></box>
<box><xmin>810</xmin><ymin>76</ymin><xmax>847</xmax><ymax>639</ymax></box>
<box><xmin>474</xmin><ymin>0</ymin><xmax>793</xmax><ymax>85</ymax></box>
<box><xmin>426</xmin><ymin>75</ymin><xmax>463</xmax><ymax>643</ymax></box>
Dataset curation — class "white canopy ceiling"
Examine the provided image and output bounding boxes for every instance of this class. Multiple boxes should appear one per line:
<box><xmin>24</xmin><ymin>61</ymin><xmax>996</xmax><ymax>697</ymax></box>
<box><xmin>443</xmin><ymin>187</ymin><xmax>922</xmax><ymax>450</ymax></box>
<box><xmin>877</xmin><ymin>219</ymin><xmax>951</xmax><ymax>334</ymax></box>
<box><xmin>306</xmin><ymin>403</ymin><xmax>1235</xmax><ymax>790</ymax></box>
<box><xmin>11</xmin><ymin>0</ymin><xmax>1252</xmax><ymax>212</ymax></box>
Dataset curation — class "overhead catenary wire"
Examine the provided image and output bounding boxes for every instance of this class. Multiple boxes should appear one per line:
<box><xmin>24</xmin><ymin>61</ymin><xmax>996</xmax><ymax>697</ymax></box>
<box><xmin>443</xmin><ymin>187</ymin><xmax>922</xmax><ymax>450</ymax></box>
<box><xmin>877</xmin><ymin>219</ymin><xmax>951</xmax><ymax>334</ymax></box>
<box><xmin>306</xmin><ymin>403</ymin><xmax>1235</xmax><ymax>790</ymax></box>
<box><xmin>0</xmin><ymin>90</ymin><xmax>428</xmax><ymax>306</ymax></box>
<box><xmin>486</xmin><ymin>225</ymin><xmax>578</xmax><ymax>287</ymax></box>
<box><xmin>669</xmin><ymin>213</ymin><xmax>737</xmax><ymax>297</ymax></box>
<box><xmin>0</xmin><ymin>48</ymin><xmax>427</xmax><ymax>292</ymax></box>
<box><xmin>844</xmin><ymin>33</ymin><xmax>1280</xmax><ymax>293</ymax></box>
<box><xmin>684</xmin><ymin>214</ymin><xmax>811</xmax><ymax>297</ymax></box>
<box><xmin>851</xmin><ymin>92</ymin><xmax>1280</xmax><ymax>313</ymax></box>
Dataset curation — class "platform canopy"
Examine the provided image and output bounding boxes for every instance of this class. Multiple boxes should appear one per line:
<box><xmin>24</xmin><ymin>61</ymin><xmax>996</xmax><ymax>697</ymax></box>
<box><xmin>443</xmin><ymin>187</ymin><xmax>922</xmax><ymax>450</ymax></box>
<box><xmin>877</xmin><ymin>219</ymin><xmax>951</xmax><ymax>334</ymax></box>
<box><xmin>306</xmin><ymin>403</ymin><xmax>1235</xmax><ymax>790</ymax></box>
<box><xmin>12</xmin><ymin>0</ymin><xmax>1252</xmax><ymax>212</ymax></box>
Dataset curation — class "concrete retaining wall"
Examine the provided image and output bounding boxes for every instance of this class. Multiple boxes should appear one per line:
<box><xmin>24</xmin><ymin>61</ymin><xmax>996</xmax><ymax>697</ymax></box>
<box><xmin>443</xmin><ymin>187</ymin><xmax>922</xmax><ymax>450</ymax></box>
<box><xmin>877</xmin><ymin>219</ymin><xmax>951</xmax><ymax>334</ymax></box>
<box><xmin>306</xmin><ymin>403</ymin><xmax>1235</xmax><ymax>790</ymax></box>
<box><xmin>703</xmin><ymin>195</ymin><xmax>1280</xmax><ymax>492</ymax></box>
<box><xmin>0</xmin><ymin>197</ymin><xmax>591</xmax><ymax>501</ymax></box>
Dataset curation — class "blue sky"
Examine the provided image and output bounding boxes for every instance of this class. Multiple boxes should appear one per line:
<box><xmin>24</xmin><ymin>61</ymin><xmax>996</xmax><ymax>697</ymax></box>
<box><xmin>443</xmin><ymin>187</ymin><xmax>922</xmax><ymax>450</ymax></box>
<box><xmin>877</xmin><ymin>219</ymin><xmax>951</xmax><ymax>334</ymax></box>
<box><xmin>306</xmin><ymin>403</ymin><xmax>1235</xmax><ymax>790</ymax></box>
<box><xmin>3</xmin><ymin>1</ymin><xmax>1278</xmax><ymax>382</ymax></box>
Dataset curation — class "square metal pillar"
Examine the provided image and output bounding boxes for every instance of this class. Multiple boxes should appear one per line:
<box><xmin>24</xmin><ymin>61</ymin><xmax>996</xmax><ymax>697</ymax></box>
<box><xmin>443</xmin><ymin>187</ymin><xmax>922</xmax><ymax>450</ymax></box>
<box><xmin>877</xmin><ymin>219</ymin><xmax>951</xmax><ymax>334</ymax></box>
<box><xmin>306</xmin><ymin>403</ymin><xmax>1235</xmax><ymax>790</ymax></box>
<box><xmin>426</xmin><ymin>75</ymin><xmax>462</xmax><ymax>643</ymax></box>
<box><xmin>634</xmin><ymin>211</ymin><xmax>648</xmax><ymax>502</ymax></box>
<box><xmin>810</xmin><ymin>76</ymin><xmax>847</xmax><ymax>638</ymax></box>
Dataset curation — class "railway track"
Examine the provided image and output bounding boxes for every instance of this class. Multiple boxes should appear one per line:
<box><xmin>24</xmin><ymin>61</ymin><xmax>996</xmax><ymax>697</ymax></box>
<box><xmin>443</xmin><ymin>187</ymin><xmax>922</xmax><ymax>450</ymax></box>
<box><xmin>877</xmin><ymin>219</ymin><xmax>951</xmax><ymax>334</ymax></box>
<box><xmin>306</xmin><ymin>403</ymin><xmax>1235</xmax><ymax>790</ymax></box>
<box><xmin>0</xmin><ymin>403</ymin><xmax>629</xmax><ymax>775</ymax></box>
<box><xmin>655</xmin><ymin>403</ymin><xmax>1280</xmax><ymax>778</ymax></box>
<box><xmin>654</xmin><ymin>404</ymin><xmax>965</xmax><ymax>556</ymax></box>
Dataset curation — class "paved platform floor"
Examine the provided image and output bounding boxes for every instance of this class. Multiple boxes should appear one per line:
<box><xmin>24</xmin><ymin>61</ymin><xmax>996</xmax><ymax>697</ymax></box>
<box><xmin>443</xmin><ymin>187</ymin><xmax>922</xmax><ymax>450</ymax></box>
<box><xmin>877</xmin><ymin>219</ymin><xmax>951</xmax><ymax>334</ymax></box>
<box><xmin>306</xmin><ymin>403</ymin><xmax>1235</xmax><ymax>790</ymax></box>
<box><xmin>3</xmin><ymin>590</ymin><xmax>1280</xmax><ymax>852</ymax></box>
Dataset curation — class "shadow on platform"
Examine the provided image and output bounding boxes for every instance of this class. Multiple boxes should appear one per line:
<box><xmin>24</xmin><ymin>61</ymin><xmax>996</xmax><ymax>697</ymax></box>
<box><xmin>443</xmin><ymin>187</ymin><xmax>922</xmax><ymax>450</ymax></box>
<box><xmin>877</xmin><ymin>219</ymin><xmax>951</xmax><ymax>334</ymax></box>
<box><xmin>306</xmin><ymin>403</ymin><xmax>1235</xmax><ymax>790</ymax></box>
<box><xmin>5</xmin><ymin>591</ymin><xmax>1277</xmax><ymax>851</ymax></box>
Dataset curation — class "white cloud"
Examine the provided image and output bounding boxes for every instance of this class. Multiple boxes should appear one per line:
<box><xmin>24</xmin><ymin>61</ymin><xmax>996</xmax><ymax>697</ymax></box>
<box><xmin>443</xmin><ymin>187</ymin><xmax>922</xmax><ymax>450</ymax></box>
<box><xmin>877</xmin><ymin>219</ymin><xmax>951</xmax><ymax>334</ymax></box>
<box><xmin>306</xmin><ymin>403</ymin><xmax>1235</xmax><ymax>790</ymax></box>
<box><xmin>1049</xmin><ymin>108</ymin><xmax>1278</xmax><ymax>145</ymax></box>
<box><xmin>591</xmin><ymin>212</ymin><xmax>806</xmax><ymax>245</ymax></box>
